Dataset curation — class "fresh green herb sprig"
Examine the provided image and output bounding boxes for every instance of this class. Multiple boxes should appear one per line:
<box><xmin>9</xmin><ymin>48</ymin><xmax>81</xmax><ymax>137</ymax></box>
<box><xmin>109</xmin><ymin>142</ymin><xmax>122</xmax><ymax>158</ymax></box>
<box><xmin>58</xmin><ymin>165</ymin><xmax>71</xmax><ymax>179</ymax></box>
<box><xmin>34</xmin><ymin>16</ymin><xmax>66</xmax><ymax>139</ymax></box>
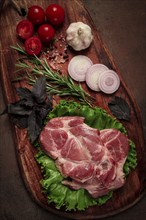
<box><xmin>11</xmin><ymin>44</ymin><xmax>94</xmax><ymax>106</ymax></box>
<box><xmin>11</xmin><ymin>44</ymin><xmax>27</xmax><ymax>55</ymax></box>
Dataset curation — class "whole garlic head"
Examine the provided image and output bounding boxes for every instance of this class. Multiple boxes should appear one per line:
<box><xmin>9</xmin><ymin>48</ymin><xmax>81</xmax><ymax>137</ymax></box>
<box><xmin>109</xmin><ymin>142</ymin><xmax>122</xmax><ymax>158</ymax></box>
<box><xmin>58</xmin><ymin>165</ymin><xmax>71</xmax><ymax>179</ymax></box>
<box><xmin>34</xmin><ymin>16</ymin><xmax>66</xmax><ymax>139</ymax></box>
<box><xmin>66</xmin><ymin>22</ymin><xmax>93</xmax><ymax>51</ymax></box>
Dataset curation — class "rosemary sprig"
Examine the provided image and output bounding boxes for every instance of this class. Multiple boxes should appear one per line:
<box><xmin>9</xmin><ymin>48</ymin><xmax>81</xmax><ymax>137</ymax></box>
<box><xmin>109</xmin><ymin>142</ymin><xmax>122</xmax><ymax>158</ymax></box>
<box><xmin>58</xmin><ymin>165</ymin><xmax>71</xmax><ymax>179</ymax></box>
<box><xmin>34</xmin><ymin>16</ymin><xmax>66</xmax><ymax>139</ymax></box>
<box><xmin>11</xmin><ymin>44</ymin><xmax>27</xmax><ymax>55</ymax></box>
<box><xmin>12</xmin><ymin>44</ymin><xmax>94</xmax><ymax>106</ymax></box>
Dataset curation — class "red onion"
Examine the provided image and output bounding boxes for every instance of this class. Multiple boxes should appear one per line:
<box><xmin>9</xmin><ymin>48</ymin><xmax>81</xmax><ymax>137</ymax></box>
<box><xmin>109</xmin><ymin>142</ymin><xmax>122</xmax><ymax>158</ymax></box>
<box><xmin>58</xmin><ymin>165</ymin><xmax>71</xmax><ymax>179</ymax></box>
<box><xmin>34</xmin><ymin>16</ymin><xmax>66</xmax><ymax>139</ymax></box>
<box><xmin>98</xmin><ymin>70</ymin><xmax>120</xmax><ymax>94</ymax></box>
<box><xmin>85</xmin><ymin>64</ymin><xmax>109</xmax><ymax>91</ymax></box>
<box><xmin>68</xmin><ymin>55</ymin><xmax>93</xmax><ymax>82</ymax></box>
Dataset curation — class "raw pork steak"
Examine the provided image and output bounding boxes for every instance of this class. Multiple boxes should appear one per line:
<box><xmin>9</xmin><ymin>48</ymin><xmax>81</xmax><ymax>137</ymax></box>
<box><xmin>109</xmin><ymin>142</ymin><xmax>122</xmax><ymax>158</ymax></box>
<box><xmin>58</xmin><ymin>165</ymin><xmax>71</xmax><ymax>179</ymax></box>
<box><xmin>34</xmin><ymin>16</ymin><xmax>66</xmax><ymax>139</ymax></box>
<box><xmin>39</xmin><ymin>116</ymin><xmax>129</xmax><ymax>198</ymax></box>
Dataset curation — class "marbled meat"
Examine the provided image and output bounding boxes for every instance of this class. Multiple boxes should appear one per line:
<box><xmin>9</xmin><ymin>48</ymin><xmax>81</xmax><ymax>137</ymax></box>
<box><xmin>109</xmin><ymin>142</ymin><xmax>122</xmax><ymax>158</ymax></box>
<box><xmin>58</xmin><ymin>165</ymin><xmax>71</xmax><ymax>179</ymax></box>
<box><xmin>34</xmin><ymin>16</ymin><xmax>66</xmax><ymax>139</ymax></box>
<box><xmin>39</xmin><ymin>116</ymin><xmax>129</xmax><ymax>198</ymax></box>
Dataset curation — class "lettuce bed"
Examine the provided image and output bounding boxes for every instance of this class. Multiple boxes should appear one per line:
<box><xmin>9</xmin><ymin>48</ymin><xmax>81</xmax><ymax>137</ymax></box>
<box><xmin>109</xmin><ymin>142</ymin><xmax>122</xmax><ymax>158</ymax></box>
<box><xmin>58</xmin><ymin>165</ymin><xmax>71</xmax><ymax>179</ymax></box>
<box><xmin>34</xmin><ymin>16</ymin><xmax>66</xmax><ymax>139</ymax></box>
<box><xmin>35</xmin><ymin>100</ymin><xmax>137</xmax><ymax>211</ymax></box>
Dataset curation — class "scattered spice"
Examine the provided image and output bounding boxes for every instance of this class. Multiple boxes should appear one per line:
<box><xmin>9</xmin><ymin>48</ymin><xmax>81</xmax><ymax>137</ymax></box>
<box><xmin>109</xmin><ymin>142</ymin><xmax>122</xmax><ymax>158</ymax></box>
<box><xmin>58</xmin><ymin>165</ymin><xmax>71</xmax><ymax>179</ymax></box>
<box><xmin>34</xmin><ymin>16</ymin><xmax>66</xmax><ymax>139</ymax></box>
<box><xmin>44</xmin><ymin>34</ymin><xmax>69</xmax><ymax>70</ymax></box>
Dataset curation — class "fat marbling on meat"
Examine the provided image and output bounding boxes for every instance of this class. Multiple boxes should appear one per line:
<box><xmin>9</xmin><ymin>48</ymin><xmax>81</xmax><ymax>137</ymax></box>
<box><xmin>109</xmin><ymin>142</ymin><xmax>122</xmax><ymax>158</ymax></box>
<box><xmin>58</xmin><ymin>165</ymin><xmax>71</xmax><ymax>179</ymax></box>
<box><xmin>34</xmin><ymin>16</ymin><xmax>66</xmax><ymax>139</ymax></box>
<box><xmin>39</xmin><ymin>116</ymin><xmax>129</xmax><ymax>198</ymax></box>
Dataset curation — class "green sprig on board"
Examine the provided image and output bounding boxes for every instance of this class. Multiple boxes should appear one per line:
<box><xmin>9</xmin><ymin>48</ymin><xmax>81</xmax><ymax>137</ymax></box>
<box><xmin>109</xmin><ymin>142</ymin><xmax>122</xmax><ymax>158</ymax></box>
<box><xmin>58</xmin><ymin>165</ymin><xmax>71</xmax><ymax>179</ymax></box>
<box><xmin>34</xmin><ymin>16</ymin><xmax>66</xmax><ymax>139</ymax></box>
<box><xmin>11</xmin><ymin>44</ymin><xmax>94</xmax><ymax>106</ymax></box>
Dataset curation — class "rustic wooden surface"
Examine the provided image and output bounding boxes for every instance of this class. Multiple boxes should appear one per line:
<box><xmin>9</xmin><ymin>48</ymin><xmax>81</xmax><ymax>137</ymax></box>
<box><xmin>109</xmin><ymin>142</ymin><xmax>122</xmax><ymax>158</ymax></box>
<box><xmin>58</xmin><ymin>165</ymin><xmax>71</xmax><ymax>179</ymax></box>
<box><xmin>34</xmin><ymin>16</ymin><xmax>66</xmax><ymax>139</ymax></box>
<box><xmin>0</xmin><ymin>0</ymin><xmax>146</xmax><ymax>219</ymax></box>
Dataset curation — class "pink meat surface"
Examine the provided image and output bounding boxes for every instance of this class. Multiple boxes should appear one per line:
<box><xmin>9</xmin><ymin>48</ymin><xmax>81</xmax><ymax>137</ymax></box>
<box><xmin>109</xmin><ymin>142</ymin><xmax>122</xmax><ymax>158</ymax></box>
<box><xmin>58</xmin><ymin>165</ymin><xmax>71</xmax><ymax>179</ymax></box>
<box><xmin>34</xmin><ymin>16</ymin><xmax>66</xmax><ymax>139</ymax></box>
<box><xmin>39</xmin><ymin>116</ymin><xmax>129</xmax><ymax>198</ymax></box>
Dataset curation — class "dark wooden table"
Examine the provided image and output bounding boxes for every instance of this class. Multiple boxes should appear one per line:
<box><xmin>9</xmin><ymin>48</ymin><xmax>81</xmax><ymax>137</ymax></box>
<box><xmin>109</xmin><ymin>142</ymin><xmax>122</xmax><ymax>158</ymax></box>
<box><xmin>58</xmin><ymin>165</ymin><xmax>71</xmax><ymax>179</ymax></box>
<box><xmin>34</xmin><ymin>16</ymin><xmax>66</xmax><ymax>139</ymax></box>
<box><xmin>0</xmin><ymin>0</ymin><xmax>146</xmax><ymax>219</ymax></box>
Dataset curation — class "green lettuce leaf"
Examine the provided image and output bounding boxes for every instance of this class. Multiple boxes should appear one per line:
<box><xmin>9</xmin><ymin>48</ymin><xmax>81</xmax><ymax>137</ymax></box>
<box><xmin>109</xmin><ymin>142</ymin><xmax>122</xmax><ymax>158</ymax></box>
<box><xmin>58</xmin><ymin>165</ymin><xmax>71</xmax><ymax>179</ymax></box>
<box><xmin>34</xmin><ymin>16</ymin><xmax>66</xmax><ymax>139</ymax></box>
<box><xmin>36</xmin><ymin>150</ymin><xmax>98</xmax><ymax>211</ymax></box>
<box><xmin>35</xmin><ymin>100</ymin><xmax>137</xmax><ymax>211</ymax></box>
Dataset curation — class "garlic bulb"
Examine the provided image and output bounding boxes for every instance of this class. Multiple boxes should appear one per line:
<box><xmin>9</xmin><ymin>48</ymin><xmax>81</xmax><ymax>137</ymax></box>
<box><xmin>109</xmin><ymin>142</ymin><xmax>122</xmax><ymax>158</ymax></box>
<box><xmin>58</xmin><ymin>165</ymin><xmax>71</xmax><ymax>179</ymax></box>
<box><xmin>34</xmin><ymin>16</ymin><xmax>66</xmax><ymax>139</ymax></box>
<box><xmin>66</xmin><ymin>22</ymin><xmax>93</xmax><ymax>51</ymax></box>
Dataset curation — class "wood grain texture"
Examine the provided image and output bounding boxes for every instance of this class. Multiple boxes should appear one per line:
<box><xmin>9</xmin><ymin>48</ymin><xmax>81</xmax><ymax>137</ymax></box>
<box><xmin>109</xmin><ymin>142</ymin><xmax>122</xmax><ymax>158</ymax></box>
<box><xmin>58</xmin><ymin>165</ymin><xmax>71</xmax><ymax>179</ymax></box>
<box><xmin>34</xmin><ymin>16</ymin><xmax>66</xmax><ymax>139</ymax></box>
<box><xmin>0</xmin><ymin>0</ymin><xmax>146</xmax><ymax>219</ymax></box>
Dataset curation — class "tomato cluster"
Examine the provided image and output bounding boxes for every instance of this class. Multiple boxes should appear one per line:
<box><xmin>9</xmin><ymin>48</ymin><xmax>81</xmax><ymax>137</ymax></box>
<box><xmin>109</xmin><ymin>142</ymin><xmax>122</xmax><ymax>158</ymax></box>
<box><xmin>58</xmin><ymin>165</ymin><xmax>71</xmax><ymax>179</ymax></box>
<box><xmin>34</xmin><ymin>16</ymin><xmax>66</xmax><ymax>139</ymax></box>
<box><xmin>16</xmin><ymin>4</ymin><xmax>65</xmax><ymax>55</ymax></box>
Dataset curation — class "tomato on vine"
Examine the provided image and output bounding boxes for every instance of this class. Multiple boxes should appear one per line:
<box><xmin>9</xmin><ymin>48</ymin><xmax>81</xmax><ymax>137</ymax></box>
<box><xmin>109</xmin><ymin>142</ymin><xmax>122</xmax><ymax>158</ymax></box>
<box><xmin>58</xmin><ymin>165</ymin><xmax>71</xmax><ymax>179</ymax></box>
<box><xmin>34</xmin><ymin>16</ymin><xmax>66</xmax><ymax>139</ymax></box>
<box><xmin>45</xmin><ymin>4</ymin><xmax>65</xmax><ymax>26</ymax></box>
<box><xmin>27</xmin><ymin>5</ymin><xmax>45</xmax><ymax>25</ymax></box>
<box><xmin>38</xmin><ymin>24</ymin><xmax>55</xmax><ymax>43</ymax></box>
<box><xmin>16</xmin><ymin>20</ymin><xmax>34</xmax><ymax>39</ymax></box>
<box><xmin>24</xmin><ymin>36</ymin><xmax>42</xmax><ymax>55</ymax></box>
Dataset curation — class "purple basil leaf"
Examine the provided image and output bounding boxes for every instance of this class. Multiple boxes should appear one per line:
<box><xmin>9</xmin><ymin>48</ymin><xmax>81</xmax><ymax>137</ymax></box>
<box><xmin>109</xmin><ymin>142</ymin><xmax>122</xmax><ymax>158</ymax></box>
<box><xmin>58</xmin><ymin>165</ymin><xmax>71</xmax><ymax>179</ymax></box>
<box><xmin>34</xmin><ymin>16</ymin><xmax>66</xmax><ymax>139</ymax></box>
<box><xmin>27</xmin><ymin>111</ymin><xmax>42</xmax><ymax>143</ymax></box>
<box><xmin>16</xmin><ymin>87</ymin><xmax>34</xmax><ymax>107</ymax></box>
<box><xmin>16</xmin><ymin>87</ymin><xmax>31</xmax><ymax>98</ymax></box>
<box><xmin>40</xmin><ymin>103</ymin><xmax>52</xmax><ymax>119</ymax></box>
<box><xmin>47</xmin><ymin>95</ymin><xmax>53</xmax><ymax>105</ymax></box>
<box><xmin>108</xmin><ymin>96</ymin><xmax>131</xmax><ymax>121</ymax></box>
<box><xmin>39</xmin><ymin>106</ymin><xmax>50</xmax><ymax>119</ymax></box>
<box><xmin>36</xmin><ymin>113</ymin><xmax>43</xmax><ymax>129</ymax></box>
<box><xmin>31</xmin><ymin>76</ymin><xmax>46</xmax><ymax>103</ymax></box>
<box><xmin>11</xmin><ymin>115</ymin><xmax>28</xmax><ymax>128</ymax></box>
<box><xmin>7</xmin><ymin>103</ymin><xmax>32</xmax><ymax>115</ymax></box>
<box><xmin>37</xmin><ymin>98</ymin><xmax>53</xmax><ymax>119</ymax></box>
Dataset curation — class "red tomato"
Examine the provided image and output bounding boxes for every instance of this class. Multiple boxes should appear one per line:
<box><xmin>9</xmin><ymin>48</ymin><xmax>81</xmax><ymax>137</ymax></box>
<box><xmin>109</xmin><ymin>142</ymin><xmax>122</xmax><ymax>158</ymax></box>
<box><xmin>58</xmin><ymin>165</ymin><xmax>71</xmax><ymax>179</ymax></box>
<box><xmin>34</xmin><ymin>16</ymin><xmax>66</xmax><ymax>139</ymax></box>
<box><xmin>16</xmin><ymin>20</ymin><xmax>34</xmax><ymax>39</ymax></box>
<box><xmin>27</xmin><ymin>5</ymin><xmax>45</xmax><ymax>25</ymax></box>
<box><xmin>38</xmin><ymin>24</ymin><xmax>55</xmax><ymax>43</ymax></box>
<box><xmin>45</xmin><ymin>4</ymin><xmax>65</xmax><ymax>26</ymax></box>
<box><xmin>25</xmin><ymin>36</ymin><xmax>42</xmax><ymax>55</ymax></box>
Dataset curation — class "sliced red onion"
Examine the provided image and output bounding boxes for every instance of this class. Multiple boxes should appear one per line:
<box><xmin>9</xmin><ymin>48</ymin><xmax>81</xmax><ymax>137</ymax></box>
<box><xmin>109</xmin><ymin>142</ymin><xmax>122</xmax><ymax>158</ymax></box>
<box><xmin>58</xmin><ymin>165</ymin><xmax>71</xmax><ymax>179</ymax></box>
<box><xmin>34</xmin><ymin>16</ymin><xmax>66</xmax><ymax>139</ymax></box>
<box><xmin>85</xmin><ymin>64</ymin><xmax>109</xmax><ymax>91</ymax></box>
<box><xmin>98</xmin><ymin>70</ymin><xmax>120</xmax><ymax>94</ymax></box>
<box><xmin>68</xmin><ymin>55</ymin><xmax>93</xmax><ymax>82</ymax></box>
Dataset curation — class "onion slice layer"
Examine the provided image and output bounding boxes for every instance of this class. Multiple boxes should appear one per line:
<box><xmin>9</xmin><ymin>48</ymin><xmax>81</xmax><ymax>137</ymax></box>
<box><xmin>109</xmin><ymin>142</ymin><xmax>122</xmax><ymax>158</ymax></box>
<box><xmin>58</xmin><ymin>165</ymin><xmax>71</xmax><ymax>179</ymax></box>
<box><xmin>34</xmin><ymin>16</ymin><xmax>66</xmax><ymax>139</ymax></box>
<box><xmin>68</xmin><ymin>55</ymin><xmax>93</xmax><ymax>82</ymax></box>
<box><xmin>98</xmin><ymin>70</ymin><xmax>120</xmax><ymax>94</ymax></box>
<box><xmin>85</xmin><ymin>64</ymin><xmax>109</xmax><ymax>91</ymax></box>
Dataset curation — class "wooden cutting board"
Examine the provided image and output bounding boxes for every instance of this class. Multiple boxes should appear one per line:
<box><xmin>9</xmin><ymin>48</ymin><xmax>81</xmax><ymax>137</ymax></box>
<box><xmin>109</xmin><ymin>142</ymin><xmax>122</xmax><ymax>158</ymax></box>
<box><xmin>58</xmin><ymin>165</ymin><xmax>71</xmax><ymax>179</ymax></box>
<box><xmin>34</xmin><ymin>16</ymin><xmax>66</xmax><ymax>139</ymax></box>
<box><xmin>0</xmin><ymin>0</ymin><xmax>146</xmax><ymax>219</ymax></box>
